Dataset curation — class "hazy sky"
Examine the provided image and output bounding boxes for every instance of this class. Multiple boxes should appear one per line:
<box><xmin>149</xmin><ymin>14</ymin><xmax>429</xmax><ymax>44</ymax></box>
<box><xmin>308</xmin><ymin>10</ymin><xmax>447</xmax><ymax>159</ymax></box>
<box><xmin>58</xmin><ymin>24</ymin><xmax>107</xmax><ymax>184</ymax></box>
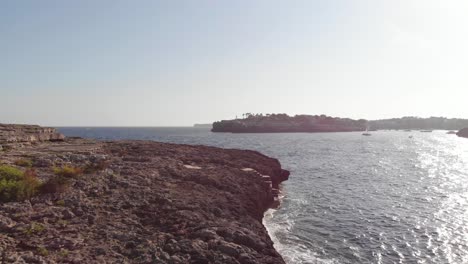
<box><xmin>1</xmin><ymin>0</ymin><xmax>468</xmax><ymax>126</ymax></box>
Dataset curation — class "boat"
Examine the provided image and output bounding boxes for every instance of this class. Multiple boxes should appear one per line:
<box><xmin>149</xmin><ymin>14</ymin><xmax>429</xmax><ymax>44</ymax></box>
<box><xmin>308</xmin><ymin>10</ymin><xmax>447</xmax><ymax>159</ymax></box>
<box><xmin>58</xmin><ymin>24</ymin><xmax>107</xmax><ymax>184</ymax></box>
<box><xmin>420</xmin><ymin>130</ymin><xmax>433</xmax><ymax>133</ymax></box>
<box><xmin>362</xmin><ymin>127</ymin><xmax>371</xmax><ymax>136</ymax></box>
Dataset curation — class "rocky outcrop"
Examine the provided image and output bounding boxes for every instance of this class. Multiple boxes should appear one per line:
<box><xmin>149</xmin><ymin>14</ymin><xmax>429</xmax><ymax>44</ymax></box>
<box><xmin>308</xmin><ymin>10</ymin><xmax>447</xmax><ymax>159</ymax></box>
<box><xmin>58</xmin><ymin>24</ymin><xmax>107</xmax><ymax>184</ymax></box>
<box><xmin>457</xmin><ymin>128</ymin><xmax>468</xmax><ymax>138</ymax></box>
<box><xmin>212</xmin><ymin>114</ymin><xmax>367</xmax><ymax>133</ymax></box>
<box><xmin>0</xmin><ymin>124</ymin><xmax>64</xmax><ymax>146</ymax></box>
<box><xmin>0</xmin><ymin>132</ymin><xmax>289</xmax><ymax>263</ymax></box>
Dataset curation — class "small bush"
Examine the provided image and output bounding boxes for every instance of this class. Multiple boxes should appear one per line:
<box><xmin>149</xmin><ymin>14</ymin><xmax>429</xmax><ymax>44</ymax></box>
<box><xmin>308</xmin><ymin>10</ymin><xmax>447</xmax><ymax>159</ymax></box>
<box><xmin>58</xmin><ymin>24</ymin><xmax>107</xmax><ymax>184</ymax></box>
<box><xmin>37</xmin><ymin>246</ymin><xmax>49</xmax><ymax>256</ymax></box>
<box><xmin>14</xmin><ymin>159</ymin><xmax>33</xmax><ymax>167</ymax></box>
<box><xmin>24</xmin><ymin>222</ymin><xmax>46</xmax><ymax>235</ymax></box>
<box><xmin>40</xmin><ymin>165</ymin><xmax>82</xmax><ymax>194</ymax></box>
<box><xmin>59</xmin><ymin>249</ymin><xmax>69</xmax><ymax>257</ymax></box>
<box><xmin>53</xmin><ymin>166</ymin><xmax>82</xmax><ymax>178</ymax></box>
<box><xmin>55</xmin><ymin>199</ymin><xmax>65</xmax><ymax>206</ymax></box>
<box><xmin>0</xmin><ymin>165</ymin><xmax>23</xmax><ymax>180</ymax></box>
<box><xmin>0</xmin><ymin>166</ymin><xmax>41</xmax><ymax>202</ymax></box>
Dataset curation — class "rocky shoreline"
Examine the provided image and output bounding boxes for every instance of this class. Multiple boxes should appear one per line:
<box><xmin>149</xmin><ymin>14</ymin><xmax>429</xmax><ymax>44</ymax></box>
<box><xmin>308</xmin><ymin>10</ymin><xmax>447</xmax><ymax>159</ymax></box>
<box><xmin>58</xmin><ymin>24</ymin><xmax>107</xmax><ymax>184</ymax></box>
<box><xmin>0</xmin><ymin>125</ymin><xmax>289</xmax><ymax>263</ymax></box>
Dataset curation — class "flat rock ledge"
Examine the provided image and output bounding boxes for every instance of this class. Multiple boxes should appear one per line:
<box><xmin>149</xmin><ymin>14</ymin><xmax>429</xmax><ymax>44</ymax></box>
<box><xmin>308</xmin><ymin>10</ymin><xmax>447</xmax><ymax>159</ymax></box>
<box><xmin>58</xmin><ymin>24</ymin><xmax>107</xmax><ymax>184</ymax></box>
<box><xmin>0</xmin><ymin>124</ymin><xmax>64</xmax><ymax>151</ymax></box>
<box><xmin>0</xmin><ymin>129</ymin><xmax>289</xmax><ymax>263</ymax></box>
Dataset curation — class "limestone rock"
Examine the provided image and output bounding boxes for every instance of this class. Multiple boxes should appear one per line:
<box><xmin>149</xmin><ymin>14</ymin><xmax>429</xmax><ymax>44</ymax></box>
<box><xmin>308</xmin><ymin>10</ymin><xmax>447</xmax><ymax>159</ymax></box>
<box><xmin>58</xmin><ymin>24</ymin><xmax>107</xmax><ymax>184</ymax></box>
<box><xmin>0</xmin><ymin>124</ymin><xmax>65</xmax><ymax>146</ymax></box>
<box><xmin>0</xmin><ymin>131</ymin><xmax>289</xmax><ymax>263</ymax></box>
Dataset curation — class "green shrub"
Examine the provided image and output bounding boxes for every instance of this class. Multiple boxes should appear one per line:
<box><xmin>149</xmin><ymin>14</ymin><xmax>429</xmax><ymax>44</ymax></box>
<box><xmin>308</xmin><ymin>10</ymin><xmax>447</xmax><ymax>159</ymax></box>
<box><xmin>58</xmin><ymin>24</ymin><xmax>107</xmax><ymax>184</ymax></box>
<box><xmin>40</xmin><ymin>165</ymin><xmax>82</xmax><ymax>194</ymax></box>
<box><xmin>14</xmin><ymin>159</ymin><xmax>33</xmax><ymax>167</ymax></box>
<box><xmin>0</xmin><ymin>165</ymin><xmax>23</xmax><ymax>180</ymax></box>
<box><xmin>53</xmin><ymin>166</ymin><xmax>82</xmax><ymax>178</ymax></box>
<box><xmin>59</xmin><ymin>249</ymin><xmax>69</xmax><ymax>257</ymax></box>
<box><xmin>37</xmin><ymin>246</ymin><xmax>49</xmax><ymax>256</ymax></box>
<box><xmin>0</xmin><ymin>166</ymin><xmax>41</xmax><ymax>202</ymax></box>
<box><xmin>24</xmin><ymin>222</ymin><xmax>45</xmax><ymax>235</ymax></box>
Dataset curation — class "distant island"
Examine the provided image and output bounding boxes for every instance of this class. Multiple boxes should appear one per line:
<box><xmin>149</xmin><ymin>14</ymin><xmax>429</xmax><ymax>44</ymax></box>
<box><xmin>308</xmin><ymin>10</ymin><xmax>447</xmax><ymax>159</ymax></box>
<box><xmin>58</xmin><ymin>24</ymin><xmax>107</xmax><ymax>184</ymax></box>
<box><xmin>369</xmin><ymin>117</ymin><xmax>468</xmax><ymax>131</ymax></box>
<box><xmin>212</xmin><ymin>114</ymin><xmax>468</xmax><ymax>133</ymax></box>
<box><xmin>193</xmin><ymin>123</ymin><xmax>213</xmax><ymax>128</ymax></box>
<box><xmin>212</xmin><ymin>114</ymin><xmax>367</xmax><ymax>133</ymax></box>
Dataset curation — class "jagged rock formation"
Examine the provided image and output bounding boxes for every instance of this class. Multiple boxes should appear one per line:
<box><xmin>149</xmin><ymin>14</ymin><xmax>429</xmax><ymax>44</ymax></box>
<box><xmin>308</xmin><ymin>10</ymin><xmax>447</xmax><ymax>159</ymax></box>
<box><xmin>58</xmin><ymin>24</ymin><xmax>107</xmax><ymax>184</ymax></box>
<box><xmin>457</xmin><ymin>128</ymin><xmax>468</xmax><ymax>138</ymax></box>
<box><xmin>0</xmin><ymin>127</ymin><xmax>289</xmax><ymax>263</ymax></box>
<box><xmin>0</xmin><ymin>124</ymin><xmax>64</xmax><ymax>151</ymax></box>
<box><xmin>212</xmin><ymin>114</ymin><xmax>367</xmax><ymax>133</ymax></box>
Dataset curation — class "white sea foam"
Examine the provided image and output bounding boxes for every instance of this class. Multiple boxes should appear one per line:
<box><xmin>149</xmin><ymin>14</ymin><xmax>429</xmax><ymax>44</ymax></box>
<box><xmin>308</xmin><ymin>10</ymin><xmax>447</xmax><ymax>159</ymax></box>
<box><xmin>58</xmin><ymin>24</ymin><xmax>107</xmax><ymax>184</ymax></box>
<box><xmin>263</xmin><ymin>202</ymin><xmax>340</xmax><ymax>264</ymax></box>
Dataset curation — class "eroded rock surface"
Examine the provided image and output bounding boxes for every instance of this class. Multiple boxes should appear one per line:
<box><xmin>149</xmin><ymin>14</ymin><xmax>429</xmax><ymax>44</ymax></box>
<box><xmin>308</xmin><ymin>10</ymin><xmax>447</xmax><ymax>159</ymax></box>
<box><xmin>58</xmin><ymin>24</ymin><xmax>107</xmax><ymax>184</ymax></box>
<box><xmin>0</xmin><ymin>124</ymin><xmax>64</xmax><ymax>152</ymax></box>
<box><xmin>0</xmin><ymin>133</ymin><xmax>289</xmax><ymax>263</ymax></box>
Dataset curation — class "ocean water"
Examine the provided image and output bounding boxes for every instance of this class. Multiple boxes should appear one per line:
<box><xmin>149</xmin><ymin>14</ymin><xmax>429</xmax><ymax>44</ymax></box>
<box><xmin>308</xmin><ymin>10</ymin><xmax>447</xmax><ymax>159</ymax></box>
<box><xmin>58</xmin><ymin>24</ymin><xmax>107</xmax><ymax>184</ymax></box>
<box><xmin>58</xmin><ymin>127</ymin><xmax>468</xmax><ymax>264</ymax></box>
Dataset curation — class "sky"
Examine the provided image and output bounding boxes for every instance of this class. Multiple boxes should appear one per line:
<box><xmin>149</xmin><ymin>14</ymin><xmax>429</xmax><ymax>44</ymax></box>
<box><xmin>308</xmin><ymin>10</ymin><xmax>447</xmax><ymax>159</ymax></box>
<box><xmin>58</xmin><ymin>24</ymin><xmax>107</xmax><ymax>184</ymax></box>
<box><xmin>1</xmin><ymin>0</ymin><xmax>468</xmax><ymax>126</ymax></box>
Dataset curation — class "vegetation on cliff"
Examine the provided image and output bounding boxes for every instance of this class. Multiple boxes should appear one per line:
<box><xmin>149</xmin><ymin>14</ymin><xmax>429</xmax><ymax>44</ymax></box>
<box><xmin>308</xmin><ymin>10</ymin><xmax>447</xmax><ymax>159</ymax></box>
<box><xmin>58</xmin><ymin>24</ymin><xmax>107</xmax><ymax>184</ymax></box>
<box><xmin>0</xmin><ymin>166</ymin><xmax>40</xmax><ymax>202</ymax></box>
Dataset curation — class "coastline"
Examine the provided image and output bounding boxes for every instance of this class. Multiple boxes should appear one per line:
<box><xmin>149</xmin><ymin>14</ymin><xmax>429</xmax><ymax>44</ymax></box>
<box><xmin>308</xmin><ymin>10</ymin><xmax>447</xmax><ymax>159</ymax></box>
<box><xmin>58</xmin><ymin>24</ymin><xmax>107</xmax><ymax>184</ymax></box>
<box><xmin>0</xmin><ymin>125</ymin><xmax>290</xmax><ymax>263</ymax></box>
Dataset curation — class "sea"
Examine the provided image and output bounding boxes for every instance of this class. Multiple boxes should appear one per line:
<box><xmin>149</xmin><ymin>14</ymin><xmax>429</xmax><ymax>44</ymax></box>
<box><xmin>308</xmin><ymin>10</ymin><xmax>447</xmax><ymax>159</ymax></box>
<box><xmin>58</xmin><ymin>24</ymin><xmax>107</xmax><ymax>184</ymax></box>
<box><xmin>58</xmin><ymin>127</ymin><xmax>468</xmax><ymax>264</ymax></box>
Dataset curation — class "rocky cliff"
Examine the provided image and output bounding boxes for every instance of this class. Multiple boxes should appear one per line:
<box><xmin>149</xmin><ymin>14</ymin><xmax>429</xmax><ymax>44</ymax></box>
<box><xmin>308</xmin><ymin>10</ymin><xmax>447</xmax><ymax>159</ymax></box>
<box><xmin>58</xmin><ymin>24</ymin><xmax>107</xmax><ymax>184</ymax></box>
<box><xmin>0</xmin><ymin>127</ymin><xmax>289</xmax><ymax>263</ymax></box>
<box><xmin>0</xmin><ymin>124</ymin><xmax>64</xmax><ymax>151</ymax></box>
<box><xmin>457</xmin><ymin>128</ymin><xmax>468</xmax><ymax>138</ymax></box>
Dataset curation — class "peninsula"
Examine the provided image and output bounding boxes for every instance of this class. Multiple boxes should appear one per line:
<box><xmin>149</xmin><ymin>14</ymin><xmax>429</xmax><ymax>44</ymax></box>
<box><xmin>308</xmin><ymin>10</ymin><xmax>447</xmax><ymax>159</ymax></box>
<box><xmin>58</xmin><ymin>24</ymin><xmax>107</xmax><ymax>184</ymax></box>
<box><xmin>0</xmin><ymin>124</ymin><xmax>289</xmax><ymax>263</ymax></box>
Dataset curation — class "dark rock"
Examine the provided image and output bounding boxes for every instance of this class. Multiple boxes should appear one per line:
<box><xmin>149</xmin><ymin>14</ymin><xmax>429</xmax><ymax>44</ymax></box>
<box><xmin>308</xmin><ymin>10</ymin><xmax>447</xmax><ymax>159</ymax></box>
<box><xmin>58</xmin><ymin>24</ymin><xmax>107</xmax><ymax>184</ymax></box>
<box><xmin>216</xmin><ymin>241</ymin><xmax>242</xmax><ymax>257</ymax></box>
<box><xmin>239</xmin><ymin>252</ymin><xmax>257</xmax><ymax>264</ymax></box>
<box><xmin>61</xmin><ymin>209</ymin><xmax>75</xmax><ymax>219</ymax></box>
<box><xmin>457</xmin><ymin>128</ymin><xmax>468</xmax><ymax>138</ymax></box>
<box><xmin>233</xmin><ymin>230</ymin><xmax>266</xmax><ymax>251</ymax></box>
<box><xmin>195</xmin><ymin>228</ymin><xmax>219</xmax><ymax>241</ymax></box>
